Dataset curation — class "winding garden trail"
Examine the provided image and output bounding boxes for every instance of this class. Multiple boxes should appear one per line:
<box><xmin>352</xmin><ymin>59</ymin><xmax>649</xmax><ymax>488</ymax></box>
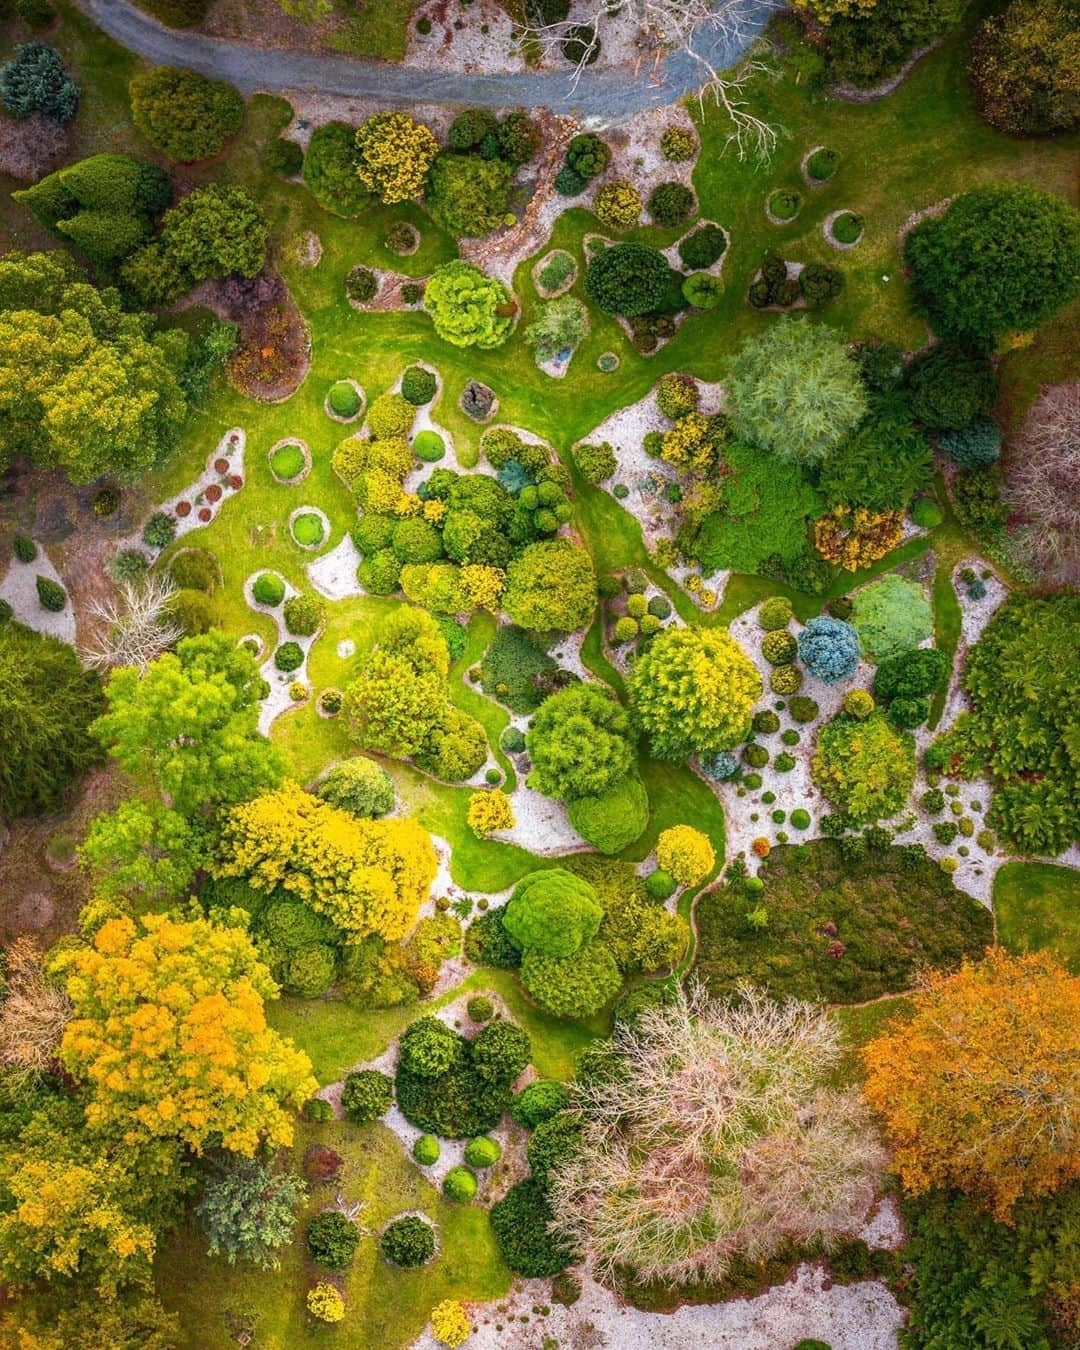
<box><xmin>85</xmin><ymin>0</ymin><xmax>781</xmax><ymax>117</ymax></box>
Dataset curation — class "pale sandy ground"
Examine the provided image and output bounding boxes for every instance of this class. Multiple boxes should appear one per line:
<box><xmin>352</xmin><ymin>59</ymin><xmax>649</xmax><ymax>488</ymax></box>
<box><xmin>0</xmin><ymin>544</ymin><xmax>76</xmax><ymax>644</ymax></box>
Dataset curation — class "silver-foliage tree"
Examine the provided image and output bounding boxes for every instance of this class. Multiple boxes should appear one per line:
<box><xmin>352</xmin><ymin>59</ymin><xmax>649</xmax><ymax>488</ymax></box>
<box><xmin>547</xmin><ymin>982</ymin><xmax>886</xmax><ymax>1287</ymax></box>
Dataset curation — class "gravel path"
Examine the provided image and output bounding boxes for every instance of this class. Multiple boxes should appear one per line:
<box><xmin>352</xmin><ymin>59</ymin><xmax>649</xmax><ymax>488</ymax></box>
<box><xmin>85</xmin><ymin>0</ymin><xmax>781</xmax><ymax>118</ymax></box>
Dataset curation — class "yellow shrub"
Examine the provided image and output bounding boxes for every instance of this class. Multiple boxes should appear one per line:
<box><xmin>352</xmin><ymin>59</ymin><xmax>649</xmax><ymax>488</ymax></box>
<box><xmin>308</xmin><ymin>1281</ymin><xmax>346</xmax><ymax>1323</ymax></box>
<box><xmin>813</xmin><ymin>505</ymin><xmax>904</xmax><ymax>572</ymax></box>
<box><xmin>215</xmin><ymin>781</ymin><xmax>437</xmax><ymax>942</ymax></box>
<box><xmin>431</xmin><ymin>1299</ymin><xmax>471</xmax><ymax>1347</ymax></box>
<box><xmin>400</xmin><ymin>562</ymin><xmax>467</xmax><ymax>614</ymax></box>
<box><xmin>594</xmin><ymin>180</ymin><xmax>643</xmax><ymax>230</ymax></box>
<box><xmin>423</xmin><ymin>498</ymin><xmax>448</xmax><ymax>524</ymax></box>
<box><xmin>466</xmin><ymin>789</ymin><xmax>514</xmax><ymax>838</ymax></box>
<box><xmin>460</xmin><ymin>564</ymin><xmax>506</xmax><ymax>612</ymax></box>
<box><xmin>355</xmin><ymin>112</ymin><xmax>439</xmax><ymax>204</ymax></box>
<box><xmin>657</xmin><ymin>824</ymin><xmax>716</xmax><ymax>886</ymax></box>
<box><xmin>660</xmin><ymin>411</ymin><xmax>718</xmax><ymax>474</ymax></box>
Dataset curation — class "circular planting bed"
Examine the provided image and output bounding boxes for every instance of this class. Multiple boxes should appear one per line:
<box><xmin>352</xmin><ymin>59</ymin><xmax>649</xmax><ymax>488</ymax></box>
<box><xmin>825</xmin><ymin>209</ymin><xmax>865</xmax><ymax>248</ymax></box>
<box><xmin>238</xmin><ymin>633</ymin><xmax>265</xmax><ymax>660</ymax></box>
<box><xmin>289</xmin><ymin>506</ymin><xmax>329</xmax><ymax>550</ymax></box>
<box><xmin>268</xmin><ymin>438</ymin><xmax>311</xmax><ymax>484</ymax></box>
<box><xmin>413</xmin><ymin>429</ymin><xmax>446</xmax><ymax>462</ymax></box>
<box><xmin>324</xmin><ymin>379</ymin><xmax>364</xmax><ymax>423</ymax></box>
<box><xmin>766</xmin><ymin>189</ymin><xmax>802</xmax><ymax>224</ymax></box>
<box><xmin>803</xmin><ymin>145</ymin><xmax>839</xmax><ymax>184</ymax></box>
<box><xmin>317</xmin><ymin>687</ymin><xmax>343</xmax><ymax>718</ymax></box>
<box><xmin>250</xmin><ymin>571</ymin><xmax>286</xmax><ymax>608</ymax></box>
<box><xmin>532</xmin><ymin>247</ymin><xmax>578</xmax><ymax>299</ymax></box>
<box><xmin>597</xmin><ymin>351</ymin><xmax>620</xmax><ymax>373</ymax></box>
<box><xmin>384</xmin><ymin>220</ymin><xmax>420</xmax><ymax>256</ymax></box>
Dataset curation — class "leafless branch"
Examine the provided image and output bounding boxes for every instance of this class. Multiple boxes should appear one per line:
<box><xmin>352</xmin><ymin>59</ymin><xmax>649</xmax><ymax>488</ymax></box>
<box><xmin>0</xmin><ymin>939</ymin><xmax>71</xmax><ymax>1096</ymax></box>
<box><xmin>1003</xmin><ymin>383</ymin><xmax>1080</xmax><ymax>589</ymax></box>
<box><xmin>81</xmin><ymin>575</ymin><xmax>184</xmax><ymax>673</ymax></box>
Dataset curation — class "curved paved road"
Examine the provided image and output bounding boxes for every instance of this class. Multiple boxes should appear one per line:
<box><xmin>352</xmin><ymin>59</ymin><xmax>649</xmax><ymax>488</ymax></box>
<box><xmin>86</xmin><ymin>0</ymin><xmax>780</xmax><ymax>117</ymax></box>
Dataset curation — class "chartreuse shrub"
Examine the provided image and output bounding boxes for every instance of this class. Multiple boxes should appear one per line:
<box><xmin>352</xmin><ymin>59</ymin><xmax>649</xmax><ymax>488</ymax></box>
<box><xmin>630</xmin><ymin>626</ymin><xmax>761</xmax><ymax>761</ymax></box>
<box><xmin>525</xmin><ymin>682</ymin><xmax>635</xmax><ymax>802</ymax></box>
<box><xmin>812</xmin><ymin>712</ymin><xmax>916</xmax><ymax>823</ymax></box>
<box><xmin>442</xmin><ymin>1166</ymin><xmax>478</xmax><ymax>1203</ymax></box>
<box><xmin>424</xmin><ymin>260</ymin><xmax>514</xmax><ymax>349</ymax></box>
<box><xmin>430</xmin><ymin>1299</ymin><xmax>471</xmax><ymax>1348</ymax></box>
<box><xmin>316</xmin><ymin>756</ymin><xmax>395</xmax><ymax>818</ymax></box>
<box><xmin>129</xmin><ymin>66</ymin><xmax>243</xmax><ymax>162</ymax></box>
<box><xmin>520</xmin><ymin>942</ymin><xmax>621</xmax><ymax>1019</ymax></box>
<box><xmin>926</xmin><ymin>593</ymin><xmax>1079</xmax><ymax>855</ymax></box>
<box><xmin>512</xmin><ymin>1079</ymin><xmax>569</xmax><ymax>1128</ymax></box>
<box><xmin>566</xmin><ymin>772</ymin><xmax>649</xmax><ymax>854</ymax></box>
<box><xmin>695</xmin><ymin>839</ymin><xmax>989</xmax><ymax>1002</ymax></box>
<box><xmin>340</xmin><ymin>1069</ymin><xmax>392</xmax><ymax>1125</ymax></box>
<box><xmin>503</xmin><ymin>869</ymin><xmax>603</xmax><ymax>958</ymax></box>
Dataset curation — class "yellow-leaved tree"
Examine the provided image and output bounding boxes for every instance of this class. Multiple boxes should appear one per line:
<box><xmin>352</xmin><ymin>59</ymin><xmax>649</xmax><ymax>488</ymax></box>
<box><xmin>58</xmin><ymin>912</ymin><xmax>316</xmax><ymax>1156</ymax></box>
<box><xmin>214</xmin><ymin>780</ymin><xmax>437</xmax><ymax>942</ymax></box>
<box><xmin>354</xmin><ymin>111</ymin><xmax>439</xmax><ymax>204</ymax></box>
<box><xmin>862</xmin><ymin>949</ymin><xmax>1080</xmax><ymax>1220</ymax></box>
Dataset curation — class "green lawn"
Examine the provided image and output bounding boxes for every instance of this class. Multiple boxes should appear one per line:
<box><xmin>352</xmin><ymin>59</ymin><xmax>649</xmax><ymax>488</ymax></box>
<box><xmin>155</xmin><ymin>1119</ymin><xmax>511</xmax><ymax>1350</ymax></box>
<box><xmin>993</xmin><ymin>861</ymin><xmax>1080</xmax><ymax>972</ymax></box>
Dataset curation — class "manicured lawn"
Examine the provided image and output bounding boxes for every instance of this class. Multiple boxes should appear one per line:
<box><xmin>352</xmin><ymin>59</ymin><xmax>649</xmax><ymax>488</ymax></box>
<box><xmin>155</xmin><ymin>1119</ymin><xmax>511</xmax><ymax>1349</ymax></box>
<box><xmin>993</xmin><ymin>861</ymin><xmax>1080</xmax><ymax>972</ymax></box>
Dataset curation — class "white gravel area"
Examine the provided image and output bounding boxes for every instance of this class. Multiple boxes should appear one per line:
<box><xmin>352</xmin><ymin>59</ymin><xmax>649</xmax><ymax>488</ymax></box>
<box><xmin>243</xmin><ymin>570</ymin><xmax>318</xmax><ymax>734</ymax></box>
<box><xmin>412</xmin><ymin>1262</ymin><xmax>904</xmax><ymax>1350</ymax></box>
<box><xmin>308</xmin><ymin>532</ymin><xmax>363</xmax><ymax>600</ymax></box>
<box><xmin>498</xmin><ymin>781</ymin><xmax>582</xmax><ymax>855</ymax></box>
<box><xmin>118</xmin><ymin>428</ymin><xmax>245</xmax><ymax>559</ymax></box>
<box><xmin>404</xmin><ymin>0</ymin><xmax>525</xmax><ymax>75</ymax></box>
<box><xmin>0</xmin><ymin>544</ymin><xmax>76</xmax><ymax>644</ymax></box>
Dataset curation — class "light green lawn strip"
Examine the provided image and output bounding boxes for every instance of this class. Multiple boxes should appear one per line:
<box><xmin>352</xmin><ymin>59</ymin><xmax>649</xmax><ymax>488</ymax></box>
<box><xmin>993</xmin><ymin>861</ymin><xmax>1080</xmax><ymax>973</ymax></box>
<box><xmin>829</xmin><ymin>996</ymin><xmax>914</xmax><ymax>1087</ymax></box>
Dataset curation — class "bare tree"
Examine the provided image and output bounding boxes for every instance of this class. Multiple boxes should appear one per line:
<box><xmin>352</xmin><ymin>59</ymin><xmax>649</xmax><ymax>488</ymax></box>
<box><xmin>547</xmin><ymin>982</ymin><xmax>885</xmax><ymax>1287</ymax></box>
<box><xmin>527</xmin><ymin>0</ymin><xmax>781</xmax><ymax>159</ymax></box>
<box><xmin>1003</xmin><ymin>383</ymin><xmax>1080</xmax><ymax>589</ymax></box>
<box><xmin>81</xmin><ymin>575</ymin><xmax>184</xmax><ymax>673</ymax></box>
<box><xmin>0</xmin><ymin>939</ymin><xmax>72</xmax><ymax>1096</ymax></box>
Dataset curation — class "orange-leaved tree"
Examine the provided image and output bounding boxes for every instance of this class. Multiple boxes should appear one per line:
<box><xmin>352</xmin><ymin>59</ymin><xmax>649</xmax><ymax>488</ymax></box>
<box><xmin>58</xmin><ymin>912</ymin><xmax>316</xmax><ymax>1156</ymax></box>
<box><xmin>861</xmin><ymin>948</ymin><xmax>1080</xmax><ymax>1219</ymax></box>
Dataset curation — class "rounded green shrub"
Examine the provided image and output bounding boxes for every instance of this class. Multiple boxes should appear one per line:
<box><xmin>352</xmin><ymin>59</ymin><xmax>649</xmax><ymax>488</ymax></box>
<box><xmin>282</xmin><ymin>943</ymin><xmax>336</xmax><ymax>998</ymax></box>
<box><xmin>464</xmin><ymin>1135</ymin><xmax>502</xmax><ymax>1168</ymax></box>
<box><xmin>341</xmin><ymin>1069</ymin><xmax>393</xmax><ymax>1125</ymax></box>
<box><xmin>503</xmin><ymin>869</ymin><xmax>602</xmax><ymax>958</ymax></box>
<box><xmin>252</xmin><ymin>572</ymin><xmax>285</xmax><ymax>606</ymax></box>
<box><xmin>645</xmin><ymin>868</ymin><xmax>677</xmax><ymax>900</ymax></box>
<box><xmin>443</xmin><ymin>1165</ymin><xmax>478</xmax><ymax>1203</ymax></box>
<box><xmin>168</xmin><ymin>548</ymin><xmax>219</xmax><ymax>593</ymax></box>
<box><xmin>283</xmin><ymin>592</ymin><xmax>326</xmax><ymax>637</ymax></box>
<box><xmin>466</xmin><ymin>996</ymin><xmax>494</xmax><ymax>1023</ymax></box>
<box><xmin>770</xmin><ymin>665</ymin><xmax>803</xmax><ymax>694</ymax></box>
<box><xmin>791</xmin><ymin>808</ymin><xmax>811</xmax><ymax>829</ymax></box>
<box><xmin>806</xmin><ymin>148</ymin><xmax>838</xmax><ymax>181</ymax></box>
<box><xmin>270</xmin><ymin>441</ymin><xmax>306</xmax><ymax>480</ymax></box>
<box><xmin>413</xmin><ymin>430</ymin><xmax>445</xmax><ymax>462</ymax></box>
<box><xmin>762</xmin><ymin>630</ymin><xmax>797</xmax><ymax>665</ymax></box>
<box><xmin>911</xmin><ymin>497</ymin><xmax>943</xmax><ymax>528</ymax></box>
<box><xmin>401</xmin><ymin>365</ymin><xmax>437</xmax><ymax>405</ymax></box>
<box><xmin>328</xmin><ymin>380</ymin><xmax>361</xmax><ymax>418</ymax></box>
<box><xmin>520</xmin><ymin>941</ymin><xmax>621</xmax><ymax>1019</ymax></box>
<box><xmin>759</xmin><ymin>596</ymin><xmax>794</xmax><ymax>631</ymax></box>
<box><xmin>413</xmin><ymin>1134</ymin><xmax>440</xmax><ymax>1165</ymax></box>
<box><xmin>274</xmin><ymin>641</ymin><xmax>303</xmax><ymax>672</ymax></box>
<box><xmin>648</xmin><ymin>180</ymin><xmax>696</xmax><ymax>227</ymax></box>
<box><xmin>380</xmin><ymin>1215</ymin><xmax>436</xmax><ymax>1268</ymax></box>
<box><xmin>789</xmin><ymin>695</ymin><xmax>820</xmax><ymax>723</ymax></box>
<box><xmin>768</xmin><ymin>188</ymin><xmax>802</xmax><ymax>220</ymax></box>
<box><xmin>754</xmin><ymin>711</ymin><xmax>781</xmax><ymax>734</ymax></box>
<box><xmin>307</xmin><ymin>1211</ymin><xmax>360</xmax><ymax>1269</ymax></box>
<box><xmin>566</xmin><ymin>773</ymin><xmax>649</xmax><ymax>855</ymax></box>
<box><xmin>291</xmin><ymin>512</ymin><xmax>325</xmax><ymax>548</ymax></box>
<box><xmin>511</xmin><ymin>1079</ymin><xmax>569</xmax><ymax>1129</ymax></box>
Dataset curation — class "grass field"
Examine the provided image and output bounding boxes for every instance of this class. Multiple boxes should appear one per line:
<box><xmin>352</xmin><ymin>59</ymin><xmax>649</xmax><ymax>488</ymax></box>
<box><xmin>994</xmin><ymin>861</ymin><xmax>1080</xmax><ymax>972</ymax></box>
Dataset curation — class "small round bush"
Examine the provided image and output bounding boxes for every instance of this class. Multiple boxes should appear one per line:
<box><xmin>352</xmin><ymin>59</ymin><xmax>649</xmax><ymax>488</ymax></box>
<box><xmin>768</xmin><ymin>188</ymin><xmax>801</xmax><ymax>220</ymax></box>
<box><xmin>270</xmin><ymin>442</ymin><xmax>306</xmax><ymax>480</ymax></box>
<box><xmin>327</xmin><ymin>380</ymin><xmax>361</xmax><ymax>418</ymax></box>
<box><xmin>744</xmin><ymin>773</ymin><xmax>763</xmax><ymax>789</ymax></box>
<box><xmin>346</xmin><ymin>266</ymin><xmax>378</xmax><ymax>302</ymax></box>
<box><xmin>789</xmin><ymin>695</ymin><xmax>820</xmax><ymax>723</ymax></box>
<box><xmin>500</xmin><ymin>726</ymin><xmax>526</xmax><ymax>754</ymax></box>
<box><xmin>585</xmin><ymin>242</ymin><xmax>673</xmax><ymax>318</ymax></box>
<box><xmin>661</xmin><ymin>126</ymin><xmax>697</xmax><ymax>162</ymax></box>
<box><xmin>274</xmin><ymin>642</ymin><xmax>304</xmax><ymax>673</ymax></box>
<box><xmin>911</xmin><ymin>497</ymin><xmax>943</xmax><ymax>528</ymax></box>
<box><xmin>762</xmin><ymin>630</ymin><xmax>797</xmax><ymax>665</ymax></box>
<box><xmin>413</xmin><ymin>1134</ymin><xmax>440</xmax><ymax>1165</ymax></box>
<box><xmin>341</xmin><ymin>1069</ymin><xmax>393</xmax><ymax>1125</ymax></box>
<box><xmin>799</xmin><ymin>262</ymin><xmax>844</xmax><ymax>307</ymax></box>
<box><xmin>307</xmin><ymin>1211</ymin><xmax>360</xmax><ymax>1269</ymax></box>
<box><xmin>466</xmin><ymin>996</ymin><xmax>495</xmax><ymax>1024</ymax></box>
<box><xmin>292</xmin><ymin>513</ymin><xmax>325</xmax><ymax>548</ymax></box>
<box><xmin>744</xmin><ymin>743</ymin><xmax>769</xmax><ymax>769</ymax></box>
<box><xmin>798</xmin><ymin>616</ymin><xmax>861</xmax><ymax>685</ymax></box>
<box><xmin>267</xmin><ymin>136</ymin><xmax>303</xmax><ymax>175</ymax></box>
<box><xmin>645</xmin><ymin>868</ymin><xmax>677</xmax><ymax>900</ymax></box>
<box><xmin>413</xmin><ymin>430</ymin><xmax>445</xmax><ymax>462</ymax></box>
<box><xmin>648</xmin><ymin>180</ymin><xmax>696</xmax><ymax>227</ymax></box>
<box><xmin>774</xmin><ymin>751</ymin><xmax>796</xmax><ymax>772</ymax></box>
<box><xmin>399</xmin><ymin>1017</ymin><xmax>462</xmax><ymax>1078</ymax></box>
<box><xmin>770</xmin><ymin>664</ymin><xmax>803</xmax><ymax>695</ymax></box>
<box><xmin>283</xmin><ymin>592</ymin><xmax>326</xmax><ymax>637</ymax></box>
<box><xmin>380</xmin><ymin>1215</ymin><xmax>436</xmax><ymax>1268</ymax></box>
<box><xmin>368</xmin><ymin>391</ymin><xmax>414</xmax><ymax>438</ymax></box>
<box><xmin>613</xmin><ymin>616</ymin><xmax>638</xmax><ymax>642</ymax></box>
<box><xmin>843</xmin><ymin>689</ymin><xmax>875</xmax><ymax>719</ymax></box>
<box><xmin>318</xmin><ymin>756</ymin><xmax>395</xmax><ymax>818</ymax></box>
<box><xmin>143</xmin><ymin>512</ymin><xmax>176</xmax><ymax>550</ymax></box>
<box><xmin>252</xmin><ymin>572</ymin><xmax>285</xmax><ymax>606</ymax></box>
<box><xmin>511</xmin><ymin>1079</ymin><xmax>570</xmax><ymax>1129</ymax></box>
<box><xmin>392</xmin><ymin>516</ymin><xmax>443</xmax><ymax>564</ymax></box>
<box><xmin>790</xmin><ymin>808</ymin><xmax>812</xmax><ymax>829</ymax></box>
<box><xmin>443</xmin><ymin>1166</ymin><xmax>478</xmax><ymax>1203</ymax></box>
<box><xmin>753</xmin><ymin>710</ymin><xmax>781</xmax><ymax>734</ymax></box>
<box><xmin>401</xmin><ymin>364</ymin><xmax>437</xmax><ymax>406</ymax></box>
<box><xmin>566</xmin><ymin>132</ymin><xmax>609</xmax><ymax>179</ymax></box>
<box><xmin>647</xmin><ymin>594</ymin><xmax>673</xmax><ymax>620</ymax></box>
<box><xmin>554</xmin><ymin>165</ymin><xmax>585</xmax><ymax>196</ymax></box>
<box><xmin>806</xmin><ymin>148</ymin><xmax>838</xmax><ymax>181</ymax></box>
<box><xmin>781</xmin><ymin>728</ymin><xmax>801</xmax><ymax>746</ymax></box>
<box><xmin>594</xmin><ymin>179</ymin><xmax>642</xmax><ymax>229</ymax></box>
<box><xmin>759</xmin><ymin>596</ymin><xmax>794</xmax><ymax>631</ymax></box>
<box><xmin>306</xmin><ymin>1097</ymin><xmax>334</xmax><ymax>1123</ymax></box>
<box><xmin>828</xmin><ymin>595</ymin><xmax>854</xmax><ymax>621</ymax></box>
<box><xmin>471</xmin><ymin>1019</ymin><xmax>531</xmax><ymax>1084</ymax></box>
<box><xmin>464</xmin><ymin>1136</ymin><xmax>502</xmax><ymax>1169</ymax></box>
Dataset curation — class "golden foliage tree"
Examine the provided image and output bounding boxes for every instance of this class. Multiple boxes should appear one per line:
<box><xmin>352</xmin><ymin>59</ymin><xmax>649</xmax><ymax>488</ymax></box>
<box><xmin>58</xmin><ymin>912</ymin><xmax>316</xmax><ymax>1156</ymax></box>
<box><xmin>215</xmin><ymin>780</ymin><xmax>436</xmax><ymax>942</ymax></box>
<box><xmin>354</xmin><ymin>111</ymin><xmax>438</xmax><ymax>204</ymax></box>
<box><xmin>861</xmin><ymin>949</ymin><xmax>1080</xmax><ymax>1219</ymax></box>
